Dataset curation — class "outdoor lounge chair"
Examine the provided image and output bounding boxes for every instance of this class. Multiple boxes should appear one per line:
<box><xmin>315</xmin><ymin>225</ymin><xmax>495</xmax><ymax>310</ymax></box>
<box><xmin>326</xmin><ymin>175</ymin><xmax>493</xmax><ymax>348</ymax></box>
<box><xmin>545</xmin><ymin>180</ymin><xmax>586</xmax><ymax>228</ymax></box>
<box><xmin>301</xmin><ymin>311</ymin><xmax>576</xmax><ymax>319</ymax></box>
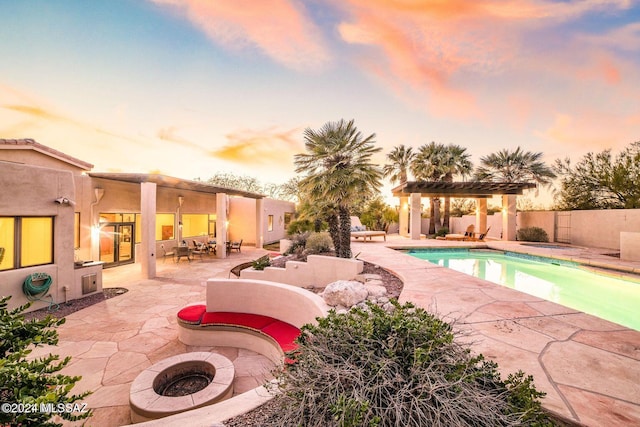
<box><xmin>469</xmin><ymin>226</ymin><xmax>491</xmax><ymax>242</ymax></box>
<box><xmin>350</xmin><ymin>216</ymin><xmax>387</xmax><ymax>241</ymax></box>
<box><xmin>445</xmin><ymin>224</ymin><xmax>475</xmax><ymax>241</ymax></box>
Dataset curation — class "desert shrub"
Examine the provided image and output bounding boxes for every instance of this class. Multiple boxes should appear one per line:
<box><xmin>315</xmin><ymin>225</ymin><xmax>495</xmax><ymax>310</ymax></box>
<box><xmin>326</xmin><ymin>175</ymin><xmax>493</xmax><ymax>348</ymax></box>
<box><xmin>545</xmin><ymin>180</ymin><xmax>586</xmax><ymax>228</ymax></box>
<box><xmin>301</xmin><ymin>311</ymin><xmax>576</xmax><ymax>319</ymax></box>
<box><xmin>266</xmin><ymin>301</ymin><xmax>551</xmax><ymax>427</ymax></box>
<box><xmin>284</xmin><ymin>232</ymin><xmax>310</xmax><ymax>256</ymax></box>
<box><xmin>305</xmin><ymin>232</ymin><xmax>333</xmax><ymax>254</ymax></box>
<box><xmin>287</xmin><ymin>220</ymin><xmax>314</xmax><ymax>236</ymax></box>
<box><xmin>517</xmin><ymin>227</ymin><xmax>549</xmax><ymax>242</ymax></box>
<box><xmin>0</xmin><ymin>296</ymin><xmax>92</xmax><ymax>427</ymax></box>
<box><xmin>435</xmin><ymin>227</ymin><xmax>449</xmax><ymax>237</ymax></box>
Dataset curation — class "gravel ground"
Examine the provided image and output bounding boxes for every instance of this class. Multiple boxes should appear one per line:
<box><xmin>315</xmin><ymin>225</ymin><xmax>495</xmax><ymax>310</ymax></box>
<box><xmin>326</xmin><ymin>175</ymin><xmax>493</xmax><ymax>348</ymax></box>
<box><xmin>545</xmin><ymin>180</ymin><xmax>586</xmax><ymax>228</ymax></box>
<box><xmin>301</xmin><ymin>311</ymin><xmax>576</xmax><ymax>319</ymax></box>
<box><xmin>22</xmin><ymin>287</ymin><xmax>128</xmax><ymax>321</ymax></box>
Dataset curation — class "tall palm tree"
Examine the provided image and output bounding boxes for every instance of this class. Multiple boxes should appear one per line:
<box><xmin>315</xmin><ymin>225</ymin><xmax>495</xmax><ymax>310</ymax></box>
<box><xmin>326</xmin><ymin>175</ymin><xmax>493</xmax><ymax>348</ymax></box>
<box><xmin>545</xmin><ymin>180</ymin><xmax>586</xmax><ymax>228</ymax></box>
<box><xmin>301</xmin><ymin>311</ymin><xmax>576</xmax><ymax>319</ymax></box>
<box><xmin>440</xmin><ymin>144</ymin><xmax>473</xmax><ymax>229</ymax></box>
<box><xmin>411</xmin><ymin>142</ymin><xmax>446</xmax><ymax>234</ymax></box>
<box><xmin>294</xmin><ymin>119</ymin><xmax>382</xmax><ymax>258</ymax></box>
<box><xmin>475</xmin><ymin>147</ymin><xmax>556</xmax><ymax>186</ymax></box>
<box><xmin>383</xmin><ymin>145</ymin><xmax>414</xmax><ymax>185</ymax></box>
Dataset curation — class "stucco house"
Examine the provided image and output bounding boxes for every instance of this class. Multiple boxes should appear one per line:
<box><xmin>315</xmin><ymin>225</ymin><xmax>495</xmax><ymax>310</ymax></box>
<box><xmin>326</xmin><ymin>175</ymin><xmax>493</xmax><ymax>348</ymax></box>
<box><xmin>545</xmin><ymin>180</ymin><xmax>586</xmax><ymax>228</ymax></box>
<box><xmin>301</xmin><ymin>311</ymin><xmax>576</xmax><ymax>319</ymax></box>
<box><xmin>0</xmin><ymin>139</ymin><xmax>294</xmax><ymax>312</ymax></box>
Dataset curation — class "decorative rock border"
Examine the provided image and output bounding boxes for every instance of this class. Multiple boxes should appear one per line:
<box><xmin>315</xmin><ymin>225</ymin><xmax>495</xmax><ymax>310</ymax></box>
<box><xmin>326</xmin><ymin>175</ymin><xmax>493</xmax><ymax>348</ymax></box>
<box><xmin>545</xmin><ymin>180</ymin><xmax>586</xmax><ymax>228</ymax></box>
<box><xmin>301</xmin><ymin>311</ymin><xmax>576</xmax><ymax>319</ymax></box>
<box><xmin>129</xmin><ymin>352</ymin><xmax>235</xmax><ymax>423</ymax></box>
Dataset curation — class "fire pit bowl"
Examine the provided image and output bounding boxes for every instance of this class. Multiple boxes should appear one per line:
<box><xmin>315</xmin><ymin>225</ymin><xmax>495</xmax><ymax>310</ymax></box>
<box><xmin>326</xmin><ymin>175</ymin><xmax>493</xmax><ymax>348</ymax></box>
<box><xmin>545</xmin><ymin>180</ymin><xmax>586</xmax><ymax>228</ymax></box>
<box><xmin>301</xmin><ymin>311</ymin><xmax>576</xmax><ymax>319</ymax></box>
<box><xmin>129</xmin><ymin>352</ymin><xmax>234</xmax><ymax>423</ymax></box>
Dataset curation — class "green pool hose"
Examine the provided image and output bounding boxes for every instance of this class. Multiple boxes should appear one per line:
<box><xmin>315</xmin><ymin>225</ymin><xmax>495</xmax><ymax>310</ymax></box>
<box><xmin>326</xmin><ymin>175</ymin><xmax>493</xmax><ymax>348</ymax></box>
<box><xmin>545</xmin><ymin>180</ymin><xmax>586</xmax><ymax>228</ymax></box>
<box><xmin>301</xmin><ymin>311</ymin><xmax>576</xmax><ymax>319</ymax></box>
<box><xmin>22</xmin><ymin>273</ymin><xmax>59</xmax><ymax>311</ymax></box>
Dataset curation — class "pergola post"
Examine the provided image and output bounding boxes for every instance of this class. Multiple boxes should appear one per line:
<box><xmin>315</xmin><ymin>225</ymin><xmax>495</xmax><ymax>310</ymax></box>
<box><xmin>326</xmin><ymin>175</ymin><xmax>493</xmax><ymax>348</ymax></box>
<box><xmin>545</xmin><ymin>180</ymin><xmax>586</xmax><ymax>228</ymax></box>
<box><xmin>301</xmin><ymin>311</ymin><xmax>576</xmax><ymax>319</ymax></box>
<box><xmin>410</xmin><ymin>193</ymin><xmax>422</xmax><ymax>240</ymax></box>
<box><xmin>216</xmin><ymin>193</ymin><xmax>228</xmax><ymax>258</ymax></box>
<box><xmin>476</xmin><ymin>198</ymin><xmax>487</xmax><ymax>234</ymax></box>
<box><xmin>399</xmin><ymin>196</ymin><xmax>409</xmax><ymax>237</ymax></box>
<box><xmin>502</xmin><ymin>195</ymin><xmax>517</xmax><ymax>240</ymax></box>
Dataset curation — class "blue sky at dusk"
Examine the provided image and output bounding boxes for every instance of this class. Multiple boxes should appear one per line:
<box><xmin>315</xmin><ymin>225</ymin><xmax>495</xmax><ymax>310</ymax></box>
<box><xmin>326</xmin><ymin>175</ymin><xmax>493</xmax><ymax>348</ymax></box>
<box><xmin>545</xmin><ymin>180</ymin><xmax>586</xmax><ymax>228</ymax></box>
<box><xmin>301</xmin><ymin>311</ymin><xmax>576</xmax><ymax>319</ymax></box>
<box><xmin>1</xmin><ymin>0</ymin><xmax>639</xmax><ymax>206</ymax></box>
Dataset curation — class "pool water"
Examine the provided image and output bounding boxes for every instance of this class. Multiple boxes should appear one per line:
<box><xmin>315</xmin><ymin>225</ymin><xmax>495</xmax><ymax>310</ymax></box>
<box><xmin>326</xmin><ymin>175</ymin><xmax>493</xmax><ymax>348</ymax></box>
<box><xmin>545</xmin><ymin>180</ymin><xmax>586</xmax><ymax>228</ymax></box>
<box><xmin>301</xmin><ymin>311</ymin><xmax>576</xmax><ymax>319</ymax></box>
<box><xmin>408</xmin><ymin>249</ymin><xmax>640</xmax><ymax>331</ymax></box>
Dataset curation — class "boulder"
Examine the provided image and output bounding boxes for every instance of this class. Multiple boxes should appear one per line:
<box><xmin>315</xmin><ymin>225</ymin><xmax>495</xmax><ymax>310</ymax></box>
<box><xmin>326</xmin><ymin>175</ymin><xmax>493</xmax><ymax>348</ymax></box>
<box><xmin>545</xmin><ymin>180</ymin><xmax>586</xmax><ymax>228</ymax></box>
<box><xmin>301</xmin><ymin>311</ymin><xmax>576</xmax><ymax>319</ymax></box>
<box><xmin>322</xmin><ymin>280</ymin><xmax>368</xmax><ymax>307</ymax></box>
<box><xmin>365</xmin><ymin>284</ymin><xmax>387</xmax><ymax>298</ymax></box>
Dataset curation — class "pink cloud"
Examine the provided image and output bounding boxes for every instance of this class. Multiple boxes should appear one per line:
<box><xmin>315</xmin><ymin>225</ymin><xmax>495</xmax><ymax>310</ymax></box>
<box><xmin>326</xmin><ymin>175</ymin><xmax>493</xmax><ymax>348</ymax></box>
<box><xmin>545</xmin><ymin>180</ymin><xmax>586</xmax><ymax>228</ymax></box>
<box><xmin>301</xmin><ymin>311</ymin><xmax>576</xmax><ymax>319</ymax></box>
<box><xmin>210</xmin><ymin>127</ymin><xmax>303</xmax><ymax>167</ymax></box>
<box><xmin>151</xmin><ymin>0</ymin><xmax>330</xmax><ymax>70</ymax></box>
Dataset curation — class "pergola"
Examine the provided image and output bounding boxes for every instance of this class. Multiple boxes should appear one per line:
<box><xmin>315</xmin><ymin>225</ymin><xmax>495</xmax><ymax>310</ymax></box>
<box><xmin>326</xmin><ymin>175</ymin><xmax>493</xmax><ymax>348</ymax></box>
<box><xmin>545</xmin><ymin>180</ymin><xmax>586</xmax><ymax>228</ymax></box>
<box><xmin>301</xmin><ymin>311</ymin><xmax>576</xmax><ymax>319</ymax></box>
<box><xmin>391</xmin><ymin>181</ymin><xmax>537</xmax><ymax>240</ymax></box>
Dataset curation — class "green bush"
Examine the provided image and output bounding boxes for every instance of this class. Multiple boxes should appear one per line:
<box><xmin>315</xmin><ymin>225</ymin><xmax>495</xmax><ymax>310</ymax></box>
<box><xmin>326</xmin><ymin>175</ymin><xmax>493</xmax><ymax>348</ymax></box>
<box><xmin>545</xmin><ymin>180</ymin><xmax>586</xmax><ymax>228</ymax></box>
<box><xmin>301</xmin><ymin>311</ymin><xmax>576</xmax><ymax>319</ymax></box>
<box><xmin>284</xmin><ymin>232</ymin><xmax>310</xmax><ymax>256</ymax></box>
<box><xmin>252</xmin><ymin>256</ymin><xmax>271</xmax><ymax>270</ymax></box>
<box><xmin>0</xmin><ymin>296</ymin><xmax>92</xmax><ymax>427</ymax></box>
<box><xmin>517</xmin><ymin>227</ymin><xmax>550</xmax><ymax>242</ymax></box>
<box><xmin>287</xmin><ymin>219</ymin><xmax>314</xmax><ymax>236</ymax></box>
<box><xmin>435</xmin><ymin>227</ymin><xmax>449</xmax><ymax>237</ymax></box>
<box><xmin>305</xmin><ymin>232</ymin><xmax>333</xmax><ymax>254</ymax></box>
<box><xmin>266</xmin><ymin>301</ymin><xmax>551</xmax><ymax>427</ymax></box>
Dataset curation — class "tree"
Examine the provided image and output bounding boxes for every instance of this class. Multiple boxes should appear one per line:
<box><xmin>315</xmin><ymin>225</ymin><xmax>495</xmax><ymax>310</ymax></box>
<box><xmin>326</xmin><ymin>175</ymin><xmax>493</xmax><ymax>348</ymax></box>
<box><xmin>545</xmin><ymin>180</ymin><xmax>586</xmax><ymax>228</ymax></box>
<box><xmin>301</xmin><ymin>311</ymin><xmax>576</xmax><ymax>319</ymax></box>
<box><xmin>474</xmin><ymin>147</ymin><xmax>556</xmax><ymax>186</ymax></box>
<box><xmin>383</xmin><ymin>145</ymin><xmax>414</xmax><ymax>185</ymax></box>
<box><xmin>359</xmin><ymin>197</ymin><xmax>398</xmax><ymax>233</ymax></box>
<box><xmin>411</xmin><ymin>143</ymin><xmax>472</xmax><ymax>233</ymax></box>
<box><xmin>553</xmin><ymin>141</ymin><xmax>640</xmax><ymax>210</ymax></box>
<box><xmin>294</xmin><ymin>119</ymin><xmax>382</xmax><ymax>258</ymax></box>
<box><xmin>0</xmin><ymin>297</ymin><xmax>92</xmax><ymax>427</ymax></box>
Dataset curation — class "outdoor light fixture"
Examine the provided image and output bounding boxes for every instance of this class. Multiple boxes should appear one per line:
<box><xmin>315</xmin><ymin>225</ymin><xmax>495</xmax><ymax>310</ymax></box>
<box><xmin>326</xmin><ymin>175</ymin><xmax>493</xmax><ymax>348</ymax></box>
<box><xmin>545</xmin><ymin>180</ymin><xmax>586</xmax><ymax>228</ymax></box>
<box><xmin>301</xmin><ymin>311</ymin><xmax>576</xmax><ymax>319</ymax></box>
<box><xmin>54</xmin><ymin>197</ymin><xmax>76</xmax><ymax>206</ymax></box>
<box><xmin>178</xmin><ymin>221</ymin><xmax>183</xmax><ymax>229</ymax></box>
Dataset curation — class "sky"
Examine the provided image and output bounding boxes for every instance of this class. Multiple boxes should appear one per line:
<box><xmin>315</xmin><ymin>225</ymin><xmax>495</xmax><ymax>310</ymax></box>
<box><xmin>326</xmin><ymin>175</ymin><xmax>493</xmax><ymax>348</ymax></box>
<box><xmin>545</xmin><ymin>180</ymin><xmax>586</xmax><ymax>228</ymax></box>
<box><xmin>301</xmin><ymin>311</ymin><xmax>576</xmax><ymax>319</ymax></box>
<box><xmin>1</xmin><ymin>0</ymin><xmax>639</xmax><ymax>207</ymax></box>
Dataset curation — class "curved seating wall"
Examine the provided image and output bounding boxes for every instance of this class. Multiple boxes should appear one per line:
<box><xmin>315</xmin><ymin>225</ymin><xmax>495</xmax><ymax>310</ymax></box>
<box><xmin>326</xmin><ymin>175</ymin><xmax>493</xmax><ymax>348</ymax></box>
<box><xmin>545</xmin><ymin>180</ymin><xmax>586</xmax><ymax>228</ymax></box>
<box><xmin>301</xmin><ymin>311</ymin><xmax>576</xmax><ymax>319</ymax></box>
<box><xmin>178</xmin><ymin>279</ymin><xmax>330</xmax><ymax>364</ymax></box>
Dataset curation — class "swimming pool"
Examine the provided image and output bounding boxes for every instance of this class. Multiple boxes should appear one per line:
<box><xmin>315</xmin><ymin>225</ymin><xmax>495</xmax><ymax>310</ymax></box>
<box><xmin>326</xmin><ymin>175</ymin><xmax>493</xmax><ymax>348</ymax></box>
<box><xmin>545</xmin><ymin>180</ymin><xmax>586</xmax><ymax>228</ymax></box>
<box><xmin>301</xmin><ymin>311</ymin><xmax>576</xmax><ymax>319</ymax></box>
<box><xmin>407</xmin><ymin>249</ymin><xmax>640</xmax><ymax>331</ymax></box>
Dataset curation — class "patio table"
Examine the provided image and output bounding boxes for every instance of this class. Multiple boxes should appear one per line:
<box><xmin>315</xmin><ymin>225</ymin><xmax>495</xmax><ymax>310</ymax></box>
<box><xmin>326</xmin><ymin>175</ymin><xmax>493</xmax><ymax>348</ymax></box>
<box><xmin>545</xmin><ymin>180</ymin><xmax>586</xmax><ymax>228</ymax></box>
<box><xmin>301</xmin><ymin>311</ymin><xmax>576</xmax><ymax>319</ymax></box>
<box><xmin>173</xmin><ymin>246</ymin><xmax>192</xmax><ymax>263</ymax></box>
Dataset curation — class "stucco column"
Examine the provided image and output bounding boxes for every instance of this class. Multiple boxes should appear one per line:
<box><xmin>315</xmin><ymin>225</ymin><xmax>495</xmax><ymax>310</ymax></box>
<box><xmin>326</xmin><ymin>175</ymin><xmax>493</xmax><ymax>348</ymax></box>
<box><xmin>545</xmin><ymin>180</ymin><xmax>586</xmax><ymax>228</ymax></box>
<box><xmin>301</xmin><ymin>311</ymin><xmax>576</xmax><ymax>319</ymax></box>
<box><xmin>216</xmin><ymin>193</ymin><xmax>228</xmax><ymax>258</ymax></box>
<box><xmin>399</xmin><ymin>196</ymin><xmax>409</xmax><ymax>237</ymax></box>
<box><xmin>410</xmin><ymin>193</ymin><xmax>422</xmax><ymax>240</ymax></box>
<box><xmin>476</xmin><ymin>198</ymin><xmax>487</xmax><ymax>235</ymax></box>
<box><xmin>256</xmin><ymin>198</ymin><xmax>264</xmax><ymax>249</ymax></box>
<box><xmin>502</xmin><ymin>195</ymin><xmax>517</xmax><ymax>241</ymax></box>
<box><xmin>140</xmin><ymin>182</ymin><xmax>156</xmax><ymax>279</ymax></box>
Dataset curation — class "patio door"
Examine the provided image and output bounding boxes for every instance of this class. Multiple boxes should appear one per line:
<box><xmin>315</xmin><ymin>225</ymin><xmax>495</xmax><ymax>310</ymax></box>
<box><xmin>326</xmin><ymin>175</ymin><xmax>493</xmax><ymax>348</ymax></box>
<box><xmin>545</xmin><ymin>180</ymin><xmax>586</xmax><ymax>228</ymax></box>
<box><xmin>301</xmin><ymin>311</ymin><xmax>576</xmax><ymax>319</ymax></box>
<box><xmin>99</xmin><ymin>223</ymin><xmax>135</xmax><ymax>267</ymax></box>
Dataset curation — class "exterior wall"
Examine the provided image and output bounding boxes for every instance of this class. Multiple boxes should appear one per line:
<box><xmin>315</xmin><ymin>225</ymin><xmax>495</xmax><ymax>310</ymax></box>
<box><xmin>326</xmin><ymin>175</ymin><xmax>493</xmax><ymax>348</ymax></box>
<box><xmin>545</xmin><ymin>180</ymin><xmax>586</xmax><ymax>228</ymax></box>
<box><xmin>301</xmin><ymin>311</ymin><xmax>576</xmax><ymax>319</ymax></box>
<box><xmin>0</xmin><ymin>147</ymin><xmax>87</xmax><ymax>174</ymax></box>
<box><xmin>229</xmin><ymin>197</ymin><xmax>294</xmax><ymax>245</ymax></box>
<box><xmin>517</xmin><ymin>211</ymin><xmax>556</xmax><ymax>242</ymax></box>
<box><xmin>451</xmin><ymin>209</ymin><xmax>640</xmax><ymax>250</ymax></box>
<box><xmin>0</xmin><ymin>161</ymin><xmax>100</xmax><ymax>312</ymax></box>
<box><xmin>569</xmin><ymin>209</ymin><xmax>640</xmax><ymax>250</ymax></box>
<box><xmin>240</xmin><ymin>255</ymin><xmax>364</xmax><ymax>288</ymax></box>
<box><xmin>450</xmin><ymin>214</ymin><xmax>502</xmax><ymax>239</ymax></box>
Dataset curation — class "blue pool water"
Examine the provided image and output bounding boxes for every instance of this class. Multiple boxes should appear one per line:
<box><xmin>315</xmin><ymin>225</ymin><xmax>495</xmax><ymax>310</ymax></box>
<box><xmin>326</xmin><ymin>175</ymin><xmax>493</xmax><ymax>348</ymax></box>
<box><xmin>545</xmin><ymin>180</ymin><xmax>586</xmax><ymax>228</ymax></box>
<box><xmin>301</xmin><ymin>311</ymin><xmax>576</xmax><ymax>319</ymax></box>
<box><xmin>407</xmin><ymin>249</ymin><xmax>640</xmax><ymax>331</ymax></box>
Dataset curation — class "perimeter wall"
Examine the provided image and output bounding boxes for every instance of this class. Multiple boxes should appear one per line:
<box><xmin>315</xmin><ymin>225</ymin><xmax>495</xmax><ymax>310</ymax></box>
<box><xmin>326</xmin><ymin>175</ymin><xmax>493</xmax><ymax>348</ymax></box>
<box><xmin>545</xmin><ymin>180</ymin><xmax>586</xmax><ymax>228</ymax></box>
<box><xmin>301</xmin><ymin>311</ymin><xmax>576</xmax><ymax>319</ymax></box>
<box><xmin>449</xmin><ymin>209</ymin><xmax>640</xmax><ymax>251</ymax></box>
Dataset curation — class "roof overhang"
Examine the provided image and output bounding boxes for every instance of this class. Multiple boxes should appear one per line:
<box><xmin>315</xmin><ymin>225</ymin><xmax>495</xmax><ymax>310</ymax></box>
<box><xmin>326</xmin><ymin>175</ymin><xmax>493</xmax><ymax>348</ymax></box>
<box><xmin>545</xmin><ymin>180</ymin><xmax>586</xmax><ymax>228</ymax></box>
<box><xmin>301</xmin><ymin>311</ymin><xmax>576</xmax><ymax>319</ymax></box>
<box><xmin>88</xmin><ymin>173</ymin><xmax>264</xmax><ymax>199</ymax></box>
<box><xmin>0</xmin><ymin>138</ymin><xmax>94</xmax><ymax>171</ymax></box>
<box><xmin>392</xmin><ymin>181</ymin><xmax>537</xmax><ymax>198</ymax></box>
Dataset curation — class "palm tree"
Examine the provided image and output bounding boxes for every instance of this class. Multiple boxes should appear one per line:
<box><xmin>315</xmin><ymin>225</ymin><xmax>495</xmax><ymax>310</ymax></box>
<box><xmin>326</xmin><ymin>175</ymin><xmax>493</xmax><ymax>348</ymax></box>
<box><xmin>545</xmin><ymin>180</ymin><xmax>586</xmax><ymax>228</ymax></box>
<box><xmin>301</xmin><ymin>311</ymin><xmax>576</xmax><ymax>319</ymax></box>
<box><xmin>475</xmin><ymin>147</ymin><xmax>556</xmax><ymax>186</ymax></box>
<box><xmin>411</xmin><ymin>142</ymin><xmax>446</xmax><ymax>234</ymax></box>
<box><xmin>383</xmin><ymin>145</ymin><xmax>414</xmax><ymax>185</ymax></box>
<box><xmin>294</xmin><ymin>119</ymin><xmax>382</xmax><ymax>258</ymax></box>
<box><xmin>440</xmin><ymin>144</ymin><xmax>473</xmax><ymax>229</ymax></box>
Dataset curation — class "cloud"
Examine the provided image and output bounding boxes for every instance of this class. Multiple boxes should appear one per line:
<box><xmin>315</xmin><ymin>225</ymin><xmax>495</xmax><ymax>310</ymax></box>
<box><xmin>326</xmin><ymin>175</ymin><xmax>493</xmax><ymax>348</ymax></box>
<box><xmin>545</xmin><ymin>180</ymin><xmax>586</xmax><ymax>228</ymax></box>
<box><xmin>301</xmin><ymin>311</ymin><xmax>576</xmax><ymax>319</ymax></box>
<box><xmin>210</xmin><ymin>127</ymin><xmax>303</xmax><ymax>166</ymax></box>
<box><xmin>150</xmin><ymin>0</ymin><xmax>331</xmax><ymax>70</ymax></box>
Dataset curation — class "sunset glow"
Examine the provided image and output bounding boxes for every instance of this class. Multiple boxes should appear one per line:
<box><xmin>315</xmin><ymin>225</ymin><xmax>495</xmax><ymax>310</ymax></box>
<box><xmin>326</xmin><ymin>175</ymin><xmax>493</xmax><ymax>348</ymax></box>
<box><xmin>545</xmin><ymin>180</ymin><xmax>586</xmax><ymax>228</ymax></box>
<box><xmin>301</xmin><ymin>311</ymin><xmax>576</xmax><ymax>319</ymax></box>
<box><xmin>1</xmin><ymin>1</ymin><xmax>639</xmax><ymax>203</ymax></box>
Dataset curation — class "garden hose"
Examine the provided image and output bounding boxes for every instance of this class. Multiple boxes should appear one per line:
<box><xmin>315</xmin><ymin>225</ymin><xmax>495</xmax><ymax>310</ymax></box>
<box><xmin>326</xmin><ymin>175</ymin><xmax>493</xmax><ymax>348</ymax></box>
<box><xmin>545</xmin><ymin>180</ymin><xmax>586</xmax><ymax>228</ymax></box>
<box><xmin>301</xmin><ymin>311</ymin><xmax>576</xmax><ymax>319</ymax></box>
<box><xmin>22</xmin><ymin>273</ymin><xmax>59</xmax><ymax>311</ymax></box>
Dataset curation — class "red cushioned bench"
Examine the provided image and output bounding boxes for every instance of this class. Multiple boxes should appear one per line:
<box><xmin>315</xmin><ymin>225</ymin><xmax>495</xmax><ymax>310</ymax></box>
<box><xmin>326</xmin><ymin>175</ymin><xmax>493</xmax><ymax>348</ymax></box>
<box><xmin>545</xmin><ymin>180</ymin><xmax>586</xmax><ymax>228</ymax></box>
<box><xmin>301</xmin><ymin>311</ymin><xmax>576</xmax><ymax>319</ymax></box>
<box><xmin>177</xmin><ymin>304</ymin><xmax>301</xmax><ymax>353</ymax></box>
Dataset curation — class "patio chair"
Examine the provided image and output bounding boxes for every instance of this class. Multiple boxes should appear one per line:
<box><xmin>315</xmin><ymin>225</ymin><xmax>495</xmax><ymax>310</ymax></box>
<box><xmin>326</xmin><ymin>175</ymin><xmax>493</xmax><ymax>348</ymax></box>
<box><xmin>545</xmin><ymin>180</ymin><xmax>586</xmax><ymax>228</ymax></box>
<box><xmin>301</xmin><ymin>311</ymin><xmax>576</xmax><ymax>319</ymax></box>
<box><xmin>350</xmin><ymin>216</ymin><xmax>387</xmax><ymax>241</ymax></box>
<box><xmin>192</xmin><ymin>240</ymin><xmax>207</xmax><ymax>259</ymax></box>
<box><xmin>160</xmin><ymin>244</ymin><xmax>174</xmax><ymax>262</ymax></box>
<box><xmin>445</xmin><ymin>224</ymin><xmax>475</xmax><ymax>241</ymax></box>
<box><xmin>230</xmin><ymin>239</ymin><xmax>243</xmax><ymax>253</ymax></box>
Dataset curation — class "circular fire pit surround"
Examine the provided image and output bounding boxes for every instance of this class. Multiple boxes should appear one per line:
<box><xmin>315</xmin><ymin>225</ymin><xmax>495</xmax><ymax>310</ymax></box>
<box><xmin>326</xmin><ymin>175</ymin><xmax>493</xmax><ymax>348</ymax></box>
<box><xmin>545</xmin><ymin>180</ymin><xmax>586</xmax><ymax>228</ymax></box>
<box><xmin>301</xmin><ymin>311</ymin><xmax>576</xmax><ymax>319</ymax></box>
<box><xmin>130</xmin><ymin>352</ymin><xmax>235</xmax><ymax>422</ymax></box>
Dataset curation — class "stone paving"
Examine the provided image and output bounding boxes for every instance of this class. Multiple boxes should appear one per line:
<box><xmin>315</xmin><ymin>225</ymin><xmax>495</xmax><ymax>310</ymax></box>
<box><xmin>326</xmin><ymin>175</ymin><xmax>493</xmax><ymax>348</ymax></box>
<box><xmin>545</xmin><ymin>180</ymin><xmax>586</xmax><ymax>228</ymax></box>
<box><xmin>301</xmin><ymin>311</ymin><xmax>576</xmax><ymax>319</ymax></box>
<box><xmin>29</xmin><ymin>238</ymin><xmax>640</xmax><ymax>426</ymax></box>
<box><xmin>29</xmin><ymin>248</ymin><xmax>275</xmax><ymax>427</ymax></box>
<box><xmin>354</xmin><ymin>237</ymin><xmax>640</xmax><ymax>427</ymax></box>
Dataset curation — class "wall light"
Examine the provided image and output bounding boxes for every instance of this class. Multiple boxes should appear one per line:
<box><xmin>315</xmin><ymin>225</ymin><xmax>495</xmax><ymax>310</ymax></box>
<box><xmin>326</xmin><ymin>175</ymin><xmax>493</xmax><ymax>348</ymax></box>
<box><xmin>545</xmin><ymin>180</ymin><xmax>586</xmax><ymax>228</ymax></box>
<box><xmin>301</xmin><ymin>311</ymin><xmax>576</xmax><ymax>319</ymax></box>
<box><xmin>54</xmin><ymin>197</ymin><xmax>76</xmax><ymax>206</ymax></box>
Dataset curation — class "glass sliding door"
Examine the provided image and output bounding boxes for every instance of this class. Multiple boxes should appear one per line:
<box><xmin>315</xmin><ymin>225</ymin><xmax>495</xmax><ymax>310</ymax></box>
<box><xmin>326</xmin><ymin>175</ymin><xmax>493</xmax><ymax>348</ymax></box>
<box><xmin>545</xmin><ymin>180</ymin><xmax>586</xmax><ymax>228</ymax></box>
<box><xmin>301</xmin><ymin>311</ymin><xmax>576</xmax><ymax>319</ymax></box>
<box><xmin>99</xmin><ymin>223</ymin><xmax>135</xmax><ymax>267</ymax></box>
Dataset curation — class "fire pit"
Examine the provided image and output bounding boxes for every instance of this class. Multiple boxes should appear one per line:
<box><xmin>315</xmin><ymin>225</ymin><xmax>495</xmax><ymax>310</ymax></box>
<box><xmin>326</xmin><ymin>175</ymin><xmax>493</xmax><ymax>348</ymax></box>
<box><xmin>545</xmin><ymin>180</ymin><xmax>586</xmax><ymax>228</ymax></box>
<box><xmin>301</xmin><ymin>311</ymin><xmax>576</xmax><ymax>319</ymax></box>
<box><xmin>130</xmin><ymin>352</ymin><xmax>235</xmax><ymax>423</ymax></box>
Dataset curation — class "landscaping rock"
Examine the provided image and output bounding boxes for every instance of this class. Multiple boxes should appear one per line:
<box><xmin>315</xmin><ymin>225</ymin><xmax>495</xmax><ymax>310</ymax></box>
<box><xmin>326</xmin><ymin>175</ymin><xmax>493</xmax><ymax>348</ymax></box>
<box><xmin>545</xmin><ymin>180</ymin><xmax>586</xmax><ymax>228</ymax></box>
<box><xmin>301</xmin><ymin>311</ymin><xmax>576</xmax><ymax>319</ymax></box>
<box><xmin>354</xmin><ymin>273</ymin><xmax>383</xmax><ymax>283</ymax></box>
<box><xmin>365</xmin><ymin>284</ymin><xmax>387</xmax><ymax>298</ymax></box>
<box><xmin>322</xmin><ymin>280</ymin><xmax>368</xmax><ymax>307</ymax></box>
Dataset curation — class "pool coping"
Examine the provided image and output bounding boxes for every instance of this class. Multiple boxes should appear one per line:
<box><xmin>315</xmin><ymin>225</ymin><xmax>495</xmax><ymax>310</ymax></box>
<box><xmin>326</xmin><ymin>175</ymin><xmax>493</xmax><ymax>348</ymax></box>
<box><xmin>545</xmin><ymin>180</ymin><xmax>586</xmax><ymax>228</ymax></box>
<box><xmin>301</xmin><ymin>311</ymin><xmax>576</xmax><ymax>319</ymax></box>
<box><xmin>353</xmin><ymin>237</ymin><xmax>640</xmax><ymax>426</ymax></box>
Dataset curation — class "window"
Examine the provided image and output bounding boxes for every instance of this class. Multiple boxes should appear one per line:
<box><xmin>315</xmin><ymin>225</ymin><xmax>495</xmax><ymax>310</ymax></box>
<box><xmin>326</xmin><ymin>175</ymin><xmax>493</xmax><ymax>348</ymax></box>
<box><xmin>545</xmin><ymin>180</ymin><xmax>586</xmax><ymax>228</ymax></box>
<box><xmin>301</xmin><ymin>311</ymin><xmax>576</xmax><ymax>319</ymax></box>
<box><xmin>182</xmin><ymin>214</ymin><xmax>209</xmax><ymax>238</ymax></box>
<box><xmin>268</xmin><ymin>215</ymin><xmax>274</xmax><ymax>232</ymax></box>
<box><xmin>0</xmin><ymin>217</ymin><xmax>53</xmax><ymax>270</ymax></box>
